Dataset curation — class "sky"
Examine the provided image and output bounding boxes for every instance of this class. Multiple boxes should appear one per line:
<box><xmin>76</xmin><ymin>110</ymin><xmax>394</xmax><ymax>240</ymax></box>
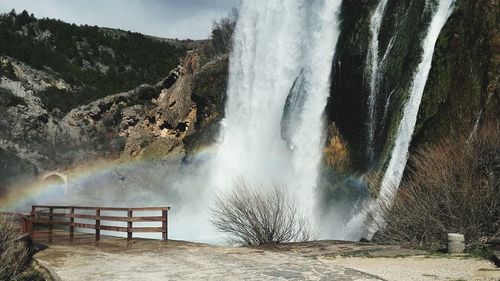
<box><xmin>0</xmin><ymin>0</ymin><xmax>239</xmax><ymax>40</ymax></box>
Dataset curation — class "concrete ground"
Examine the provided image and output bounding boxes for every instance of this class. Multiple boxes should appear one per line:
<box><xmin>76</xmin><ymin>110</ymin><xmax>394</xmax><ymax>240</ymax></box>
<box><xmin>324</xmin><ymin>256</ymin><xmax>499</xmax><ymax>281</ymax></box>
<box><xmin>33</xmin><ymin>237</ymin><xmax>380</xmax><ymax>280</ymax></box>
<box><xmin>261</xmin><ymin>241</ymin><xmax>500</xmax><ymax>281</ymax></box>
<box><xmin>32</xmin><ymin>232</ymin><xmax>500</xmax><ymax>281</ymax></box>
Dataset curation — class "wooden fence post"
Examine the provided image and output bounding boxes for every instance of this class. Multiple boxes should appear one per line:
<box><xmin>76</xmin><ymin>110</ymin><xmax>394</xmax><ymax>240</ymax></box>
<box><xmin>30</xmin><ymin>206</ymin><xmax>35</xmax><ymax>238</ymax></box>
<box><xmin>127</xmin><ymin>210</ymin><xmax>133</xmax><ymax>240</ymax></box>
<box><xmin>96</xmin><ymin>209</ymin><xmax>101</xmax><ymax>241</ymax></box>
<box><xmin>48</xmin><ymin>207</ymin><xmax>53</xmax><ymax>242</ymax></box>
<box><xmin>70</xmin><ymin>208</ymin><xmax>74</xmax><ymax>241</ymax></box>
<box><xmin>162</xmin><ymin>210</ymin><xmax>168</xmax><ymax>241</ymax></box>
<box><xmin>22</xmin><ymin>217</ymin><xmax>29</xmax><ymax>234</ymax></box>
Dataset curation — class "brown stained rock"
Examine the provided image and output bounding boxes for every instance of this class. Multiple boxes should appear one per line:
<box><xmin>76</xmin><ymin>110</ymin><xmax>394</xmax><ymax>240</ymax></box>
<box><xmin>128</xmin><ymin>50</ymin><xmax>224</xmax><ymax>160</ymax></box>
<box><xmin>323</xmin><ymin>122</ymin><xmax>351</xmax><ymax>172</ymax></box>
<box><xmin>123</xmin><ymin>51</ymin><xmax>201</xmax><ymax>160</ymax></box>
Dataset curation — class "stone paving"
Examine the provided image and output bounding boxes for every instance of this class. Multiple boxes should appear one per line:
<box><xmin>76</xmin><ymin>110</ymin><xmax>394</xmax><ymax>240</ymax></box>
<box><xmin>33</xmin><ymin>236</ymin><xmax>381</xmax><ymax>281</ymax></box>
<box><xmin>33</xmin><ymin>234</ymin><xmax>499</xmax><ymax>281</ymax></box>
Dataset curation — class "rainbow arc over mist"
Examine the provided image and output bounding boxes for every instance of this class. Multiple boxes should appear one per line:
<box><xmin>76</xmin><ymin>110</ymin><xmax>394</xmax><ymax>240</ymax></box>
<box><xmin>0</xmin><ymin>144</ymin><xmax>219</xmax><ymax>212</ymax></box>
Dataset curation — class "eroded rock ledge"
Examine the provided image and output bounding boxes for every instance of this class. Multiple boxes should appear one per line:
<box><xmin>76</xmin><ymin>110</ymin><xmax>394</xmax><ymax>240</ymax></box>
<box><xmin>0</xmin><ymin>48</ymin><xmax>228</xmax><ymax>187</ymax></box>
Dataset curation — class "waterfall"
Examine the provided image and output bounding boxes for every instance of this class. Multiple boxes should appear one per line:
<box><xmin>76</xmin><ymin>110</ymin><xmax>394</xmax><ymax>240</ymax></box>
<box><xmin>365</xmin><ymin>0</ymin><xmax>389</xmax><ymax>165</ymax></box>
<box><xmin>212</xmin><ymin>0</ymin><xmax>342</xmax><ymax>234</ymax></box>
<box><xmin>281</xmin><ymin>68</ymin><xmax>308</xmax><ymax>150</ymax></box>
<box><xmin>376</xmin><ymin>0</ymin><xmax>455</xmax><ymax>207</ymax></box>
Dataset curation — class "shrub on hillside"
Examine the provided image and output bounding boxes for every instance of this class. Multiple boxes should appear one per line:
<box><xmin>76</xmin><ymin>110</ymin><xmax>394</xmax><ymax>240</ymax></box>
<box><xmin>211</xmin><ymin>180</ymin><xmax>312</xmax><ymax>245</ymax></box>
<box><xmin>373</xmin><ymin>123</ymin><xmax>500</xmax><ymax>249</ymax></box>
<box><xmin>0</xmin><ymin>216</ymin><xmax>31</xmax><ymax>281</ymax></box>
<box><xmin>0</xmin><ymin>10</ymin><xmax>186</xmax><ymax>105</ymax></box>
<box><xmin>211</xmin><ymin>8</ymin><xmax>238</xmax><ymax>54</ymax></box>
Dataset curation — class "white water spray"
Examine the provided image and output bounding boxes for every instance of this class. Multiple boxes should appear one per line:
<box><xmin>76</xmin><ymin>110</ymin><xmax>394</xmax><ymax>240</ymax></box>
<box><xmin>372</xmin><ymin>0</ymin><xmax>455</xmax><ymax>228</ymax></box>
<box><xmin>365</xmin><ymin>0</ymin><xmax>389</xmax><ymax>164</ymax></box>
<box><xmin>212</xmin><ymin>0</ymin><xmax>342</xmax><ymax>235</ymax></box>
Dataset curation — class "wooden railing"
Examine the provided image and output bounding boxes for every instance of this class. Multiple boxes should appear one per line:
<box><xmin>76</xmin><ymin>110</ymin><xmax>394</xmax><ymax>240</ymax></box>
<box><xmin>30</xmin><ymin>205</ymin><xmax>171</xmax><ymax>241</ymax></box>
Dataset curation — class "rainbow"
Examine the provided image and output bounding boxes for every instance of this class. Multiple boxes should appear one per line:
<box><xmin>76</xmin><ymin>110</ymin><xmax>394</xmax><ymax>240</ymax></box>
<box><xmin>0</xmin><ymin>144</ymin><xmax>219</xmax><ymax>212</ymax></box>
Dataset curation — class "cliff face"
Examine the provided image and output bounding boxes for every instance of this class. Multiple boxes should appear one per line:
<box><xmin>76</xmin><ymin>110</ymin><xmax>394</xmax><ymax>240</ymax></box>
<box><xmin>413</xmin><ymin>0</ymin><xmax>499</xmax><ymax>148</ymax></box>
<box><xmin>325</xmin><ymin>0</ymin><xmax>499</xmax><ymax>177</ymax></box>
<box><xmin>0</xmin><ymin>11</ymin><xmax>230</xmax><ymax>191</ymax></box>
<box><xmin>0</xmin><ymin>47</ymin><xmax>228</xmax><ymax>189</ymax></box>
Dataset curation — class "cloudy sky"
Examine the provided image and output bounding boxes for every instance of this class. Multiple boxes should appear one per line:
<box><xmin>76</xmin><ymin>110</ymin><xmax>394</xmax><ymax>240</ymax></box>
<box><xmin>0</xmin><ymin>0</ymin><xmax>239</xmax><ymax>39</ymax></box>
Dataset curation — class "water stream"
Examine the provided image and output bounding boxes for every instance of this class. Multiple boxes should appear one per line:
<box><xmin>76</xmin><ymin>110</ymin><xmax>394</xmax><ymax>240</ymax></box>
<box><xmin>370</xmin><ymin>0</ymin><xmax>456</xmax><ymax>234</ymax></box>
<box><xmin>365</xmin><ymin>0</ymin><xmax>389</xmax><ymax>165</ymax></box>
<box><xmin>212</xmin><ymin>0</ymin><xmax>342</xmax><ymax>235</ymax></box>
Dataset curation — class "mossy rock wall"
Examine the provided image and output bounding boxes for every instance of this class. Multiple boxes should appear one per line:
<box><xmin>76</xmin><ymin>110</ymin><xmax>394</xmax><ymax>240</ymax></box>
<box><xmin>327</xmin><ymin>0</ymin><xmax>499</xmax><ymax>175</ymax></box>
<box><xmin>413</xmin><ymin>0</ymin><xmax>499</xmax><ymax>149</ymax></box>
<box><xmin>328</xmin><ymin>0</ymin><xmax>431</xmax><ymax>173</ymax></box>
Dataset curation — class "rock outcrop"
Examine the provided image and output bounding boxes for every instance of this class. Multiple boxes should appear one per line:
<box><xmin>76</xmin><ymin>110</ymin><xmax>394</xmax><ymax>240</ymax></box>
<box><xmin>326</xmin><ymin>0</ymin><xmax>499</xmax><ymax>176</ymax></box>
<box><xmin>0</xmin><ymin>46</ymin><xmax>228</xmax><ymax>189</ymax></box>
<box><xmin>121</xmin><ymin>52</ymin><xmax>201</xmax><ymax>159</ymax></box>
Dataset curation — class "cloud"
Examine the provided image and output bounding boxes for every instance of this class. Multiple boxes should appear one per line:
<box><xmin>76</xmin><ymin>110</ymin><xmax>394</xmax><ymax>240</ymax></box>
<box><xmin>0</xmin><ymin>0</ymin><xmax>239</xmax><ymax>39</ymax></box>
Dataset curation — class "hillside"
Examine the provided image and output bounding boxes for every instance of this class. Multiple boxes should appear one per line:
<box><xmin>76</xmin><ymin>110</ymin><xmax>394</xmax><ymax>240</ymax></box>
<box><xmin>0</xmin><ymin>10</ymin><xmax>230</xmax><ymax>189</ymax></box>
<box><xmin>0</xmin><ymin>10</ymin><xmax>188</xmax><ymax>111</ymax></box>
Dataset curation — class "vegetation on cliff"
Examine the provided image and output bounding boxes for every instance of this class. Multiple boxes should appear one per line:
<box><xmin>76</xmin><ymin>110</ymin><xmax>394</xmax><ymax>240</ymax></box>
<box><xmin>210</xmin><ymin>8</ymin><xmax>238</xmax><ymax>55</ymax></box>
<box><xmin>374</xmin><ymin>122</ymin><xmax>500</xmax><ymax>250</ymax></box>
<box><xmin>414</xmin><ymin>0</ymin><xmax>499</xmax><ymax>149</ymax></box>
<box><xmin>0</xmin><ymin>9</ymin><xmax>187</xmax><ymax>108</ymax></box>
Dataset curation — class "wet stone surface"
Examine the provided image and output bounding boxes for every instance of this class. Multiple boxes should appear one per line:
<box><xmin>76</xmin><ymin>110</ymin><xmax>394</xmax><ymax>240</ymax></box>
<box><xmin>33</xmin><ymin>237</ymin><xmax>381</xmax><ymax>281</ymax></box>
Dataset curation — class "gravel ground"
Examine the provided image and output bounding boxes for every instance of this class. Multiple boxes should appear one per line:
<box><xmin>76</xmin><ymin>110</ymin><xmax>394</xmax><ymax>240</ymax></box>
<box><xmin>323</xmin><ymin>256</ymin><xmax>500</xmax><ymax>281</ymax></box>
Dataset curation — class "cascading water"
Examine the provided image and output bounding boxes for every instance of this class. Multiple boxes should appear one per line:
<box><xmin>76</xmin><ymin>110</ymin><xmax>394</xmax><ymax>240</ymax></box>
<box><xmin>0</xmin><ymin>0</ymin><xmax>481</xmax><ymax>247</ymax></box>
<box><xmin>365</xmin><ymin>0</ymin><xmax>389</xmax><ymax>165</ymax></box>
<box><xmin>341</xmin><ymin>0</ymin><xmax>455</xmax><ymax>240</ymax></box>
<box><xmin>212</xmin><ymin>0</ymin><xmax>342</xmax><ymax>235</ymax></box>
<box><xmin>370</xmin><ymin>0</ymin><xmax>455</xmax><ymax>231</ymax></box>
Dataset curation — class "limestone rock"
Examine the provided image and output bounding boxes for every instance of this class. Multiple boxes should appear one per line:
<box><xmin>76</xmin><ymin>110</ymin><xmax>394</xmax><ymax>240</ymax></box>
<box><xmin>0</xmin><ymin>45</ymin><xmax>228</xmax><ymax>190</ymax></box>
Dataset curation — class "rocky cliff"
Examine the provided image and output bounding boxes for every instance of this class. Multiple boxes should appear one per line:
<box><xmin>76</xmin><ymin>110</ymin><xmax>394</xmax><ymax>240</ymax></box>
<box><xmin>0</xmin><ymin>44</ymin><xmax>228</xmax><ymax>190</ymax></box>
<box><xmin>0</xmin><ymin>9</ymin><xmax>233</xmax><ymax>190</ymax></box>
<box><xmin>326</xmin><ymin>0</ymin><xmax>499</xmax><ymax>178</ymax></box>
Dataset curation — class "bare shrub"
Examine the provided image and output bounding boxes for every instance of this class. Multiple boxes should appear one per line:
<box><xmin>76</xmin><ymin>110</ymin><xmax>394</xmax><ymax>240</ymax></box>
<box><xmin>0</xmin><ymin>216</ymin><xmax>31</xmax><ymax>281</ymax></box>
<box><xmin>211</xmin><ymin>8</ymin><xmax>238</xmax><ymax>54</ymax></box>
<box><xmin>211</xmin><ymin>180</ymin><xmax>312</xmax><ymax>245</ymax></box>
<box><xmin>373</xmin><ymin>123</ymin><xmax>500</xmax><ymax>249</ymax></box>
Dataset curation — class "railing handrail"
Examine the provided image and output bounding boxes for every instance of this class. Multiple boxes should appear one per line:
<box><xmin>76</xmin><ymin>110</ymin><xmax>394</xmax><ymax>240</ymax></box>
<box><xmin>32</xmin><ymin>205</ymin><xmax>171</xmax><ymax>211</ymax></box>
<box><xmin>34</xmin><ymin>213</ymin><xmax>165</xmax><ymax>222</ymax></box>
<box><xmin>0</xmin><ymin>211</ymin><xmax>30</xmax><ymax>218</ymax></box>
<box><xmin>30</xmin><ymin>205</ymin><xmax>171</xmax><ymax>241</ymax></box>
